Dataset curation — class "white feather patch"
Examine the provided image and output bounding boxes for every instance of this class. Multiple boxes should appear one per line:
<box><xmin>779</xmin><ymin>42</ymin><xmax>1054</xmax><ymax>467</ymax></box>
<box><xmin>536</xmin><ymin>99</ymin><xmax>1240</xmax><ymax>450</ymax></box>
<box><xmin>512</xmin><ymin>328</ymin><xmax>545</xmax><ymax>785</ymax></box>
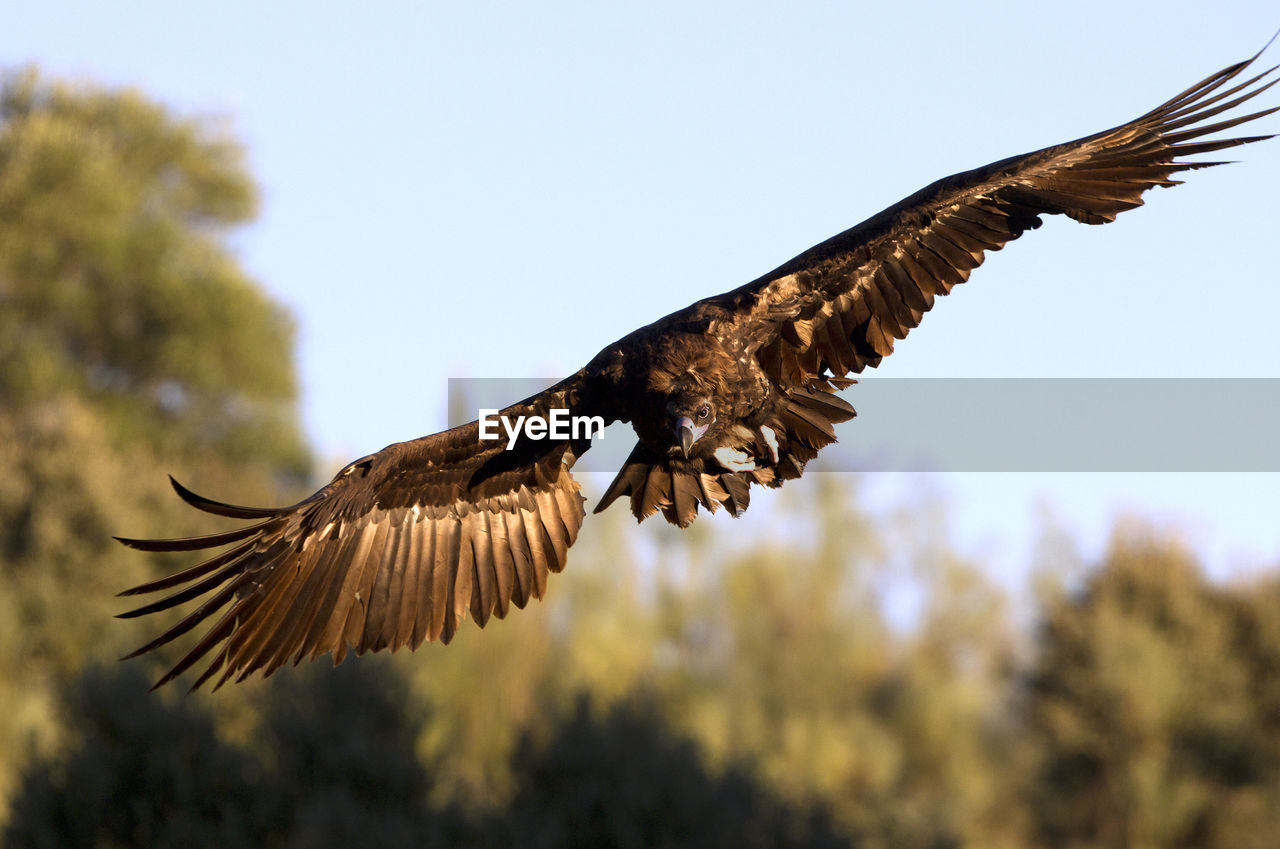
<box><xmin>760</xmin><ymin>426</ymin><xmax>780</xmax><ymax>463</ymax></box>
<box><xmin>714</xmin><ymin>446</ymin><xmax>756</xmax><ymax>472</ymax></box>
<box><xmin>307</xmin><ymin>521</ymin><xmax>338</xmax><ymax>548</ymax></box>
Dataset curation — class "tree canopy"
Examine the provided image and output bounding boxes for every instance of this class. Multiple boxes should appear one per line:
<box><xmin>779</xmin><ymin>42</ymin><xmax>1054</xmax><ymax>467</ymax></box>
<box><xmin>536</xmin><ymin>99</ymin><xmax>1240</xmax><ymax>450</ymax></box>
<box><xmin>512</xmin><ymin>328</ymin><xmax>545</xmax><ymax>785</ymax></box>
<box><xmin>0</xmin><ymin>67</ymin><xmax>309</xmax><ymax>803</ymax></box>
<box><xmin>0</xmin><ymin>67</ymin><xmax>303</xmax><ymax>469</ymax></box>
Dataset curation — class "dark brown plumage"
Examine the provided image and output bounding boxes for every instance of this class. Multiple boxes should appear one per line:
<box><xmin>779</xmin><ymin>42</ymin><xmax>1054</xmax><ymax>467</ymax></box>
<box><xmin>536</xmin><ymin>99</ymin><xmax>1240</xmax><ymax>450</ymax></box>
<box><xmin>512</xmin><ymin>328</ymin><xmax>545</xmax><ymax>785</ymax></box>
<box><xmin>119</xmin><ymin>50</ymin><xmax>1277</xmax><ymax>690</ymax></box>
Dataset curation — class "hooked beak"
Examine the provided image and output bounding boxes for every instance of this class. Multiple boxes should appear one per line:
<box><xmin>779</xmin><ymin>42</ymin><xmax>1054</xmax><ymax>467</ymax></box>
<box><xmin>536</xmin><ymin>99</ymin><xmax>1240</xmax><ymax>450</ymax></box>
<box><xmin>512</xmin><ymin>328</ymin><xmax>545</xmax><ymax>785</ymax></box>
<box><xmin>676</xmin><ymin>416</ymin><xmax>708</xmax><ymax>458</ymax></box>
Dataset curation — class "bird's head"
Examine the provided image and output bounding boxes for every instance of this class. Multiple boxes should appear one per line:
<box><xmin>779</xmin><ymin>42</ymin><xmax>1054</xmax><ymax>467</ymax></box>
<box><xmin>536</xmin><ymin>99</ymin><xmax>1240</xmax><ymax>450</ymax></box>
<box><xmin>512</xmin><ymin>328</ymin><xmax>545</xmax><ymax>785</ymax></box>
<box><xmin>666</xmin><ymin>393</ymin><xmax>717</xmax><ymax>458</ymax></box>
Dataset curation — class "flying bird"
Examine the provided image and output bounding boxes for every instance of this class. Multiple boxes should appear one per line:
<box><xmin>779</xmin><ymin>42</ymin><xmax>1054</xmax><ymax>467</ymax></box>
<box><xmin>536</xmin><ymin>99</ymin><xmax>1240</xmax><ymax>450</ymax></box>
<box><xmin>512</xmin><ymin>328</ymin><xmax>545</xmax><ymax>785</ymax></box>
<box><xmin>118</xmin><ymin>49</ymin><xmax>1277</xmax><ymax>691</ymax></box>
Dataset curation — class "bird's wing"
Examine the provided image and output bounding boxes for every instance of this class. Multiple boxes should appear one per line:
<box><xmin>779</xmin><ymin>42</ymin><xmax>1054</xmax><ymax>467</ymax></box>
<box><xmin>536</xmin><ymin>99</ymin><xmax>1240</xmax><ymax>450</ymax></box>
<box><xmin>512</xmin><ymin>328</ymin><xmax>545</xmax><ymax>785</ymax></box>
<box><xmin>117</xmin><ymin>374</ymin><xmax>609</xmax><ymax>691</ymax></box>
<box><xmin>717</xmin><ymin>52</ymin><xmax>1277</xmax><ymax>382</ymax></box>
<box><xmin>600</xmin><ymin>52</ymin><xmax>1276</xmax><ymax>527</ymax></box>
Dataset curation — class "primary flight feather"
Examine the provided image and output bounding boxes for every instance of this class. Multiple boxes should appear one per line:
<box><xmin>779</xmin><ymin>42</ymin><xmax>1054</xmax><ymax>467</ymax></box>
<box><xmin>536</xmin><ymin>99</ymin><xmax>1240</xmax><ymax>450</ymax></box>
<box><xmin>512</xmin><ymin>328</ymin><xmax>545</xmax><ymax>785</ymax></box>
<box><xmin>118</xmin><ymin>49</ymin><xmax>1278</xmax><ymax>690</ymax></box>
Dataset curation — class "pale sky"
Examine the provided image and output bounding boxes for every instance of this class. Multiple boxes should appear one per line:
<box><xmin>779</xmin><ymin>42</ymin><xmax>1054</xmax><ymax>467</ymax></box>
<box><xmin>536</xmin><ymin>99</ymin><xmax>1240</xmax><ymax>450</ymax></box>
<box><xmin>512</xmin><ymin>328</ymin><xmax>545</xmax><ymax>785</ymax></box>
<box><xmin>5</xmin><ymin>1</ymin><xmax>1278</xmax><ymax>584</ymax></box>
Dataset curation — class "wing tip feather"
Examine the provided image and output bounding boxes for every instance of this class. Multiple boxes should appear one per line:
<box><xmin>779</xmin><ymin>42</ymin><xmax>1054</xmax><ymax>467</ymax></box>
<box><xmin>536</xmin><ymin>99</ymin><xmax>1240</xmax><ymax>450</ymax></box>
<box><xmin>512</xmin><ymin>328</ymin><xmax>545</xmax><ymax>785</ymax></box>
<box><xmin>168</xmin><ymin>475</ymin><xmax>283</xmax><ymax>520</ymax></box>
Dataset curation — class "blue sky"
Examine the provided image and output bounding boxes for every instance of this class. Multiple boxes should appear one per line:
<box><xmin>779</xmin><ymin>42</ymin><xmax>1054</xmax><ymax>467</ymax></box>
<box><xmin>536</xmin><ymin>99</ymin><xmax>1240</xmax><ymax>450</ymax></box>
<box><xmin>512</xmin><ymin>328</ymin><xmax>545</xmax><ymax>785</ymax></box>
<box><xmin>5</xmin><ymin>1</ymin><xmax>1279</xmax><ymax>582</ymax></box>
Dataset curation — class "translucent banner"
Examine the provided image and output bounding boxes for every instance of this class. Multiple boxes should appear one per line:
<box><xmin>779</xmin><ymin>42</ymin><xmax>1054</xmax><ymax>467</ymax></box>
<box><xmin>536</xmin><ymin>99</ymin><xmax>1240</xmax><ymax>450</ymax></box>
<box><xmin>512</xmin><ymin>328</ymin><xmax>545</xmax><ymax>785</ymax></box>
<box><xmin>447</xmin><ymin>378</ymin><xmax>1280</xmax><ymax>473</ymax></box>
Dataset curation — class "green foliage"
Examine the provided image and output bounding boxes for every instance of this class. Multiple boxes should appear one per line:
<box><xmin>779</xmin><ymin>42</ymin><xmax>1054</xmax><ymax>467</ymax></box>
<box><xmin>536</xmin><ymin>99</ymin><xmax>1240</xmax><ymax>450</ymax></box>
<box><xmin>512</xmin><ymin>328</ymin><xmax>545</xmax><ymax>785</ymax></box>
<box><xmin>644</xmin><ymin>481</ymin><xmax>1020</xmax><ymax>849</ymax></box>
<box><xmin>0</xmin><ymin>67</ymin><xmax>310</xmax><ymax>805</ymax></box>
<box><xmin>256</xmin><ymin>659</ymin><xmax>467</xmax><ymax>849</ymax></box>
<box><xmin>4</xmin><ymin>664</ymin><xmax>844</xmax><ymax>849</ymax></box>
<box><xmin>501</xmin><ymin>695</ymin><xmax>850</xmax><ymax>849</ymax></box>
<box><xmin>3</xmin><ymin>665</ymin><xmax>270</xmax><ymax>849</ymax></box>
<box><xmin>388</xmin><ymin>479</ymin><xmax>1021</xmax><ymax>849</ymax></box>
<box><xmin>1026</xmin><ymin>532</ymin><xmax>1280</xmax><ymax>849</ymax></box>
<box><xmin>4</xmin><ymin>662</ymin><xmax>473</xmax><ymax>849</ymax></box>
<box><xmin>0</xmin><ymin>67</ymin><xmax>306</xmax><ymax>471</ymax></box>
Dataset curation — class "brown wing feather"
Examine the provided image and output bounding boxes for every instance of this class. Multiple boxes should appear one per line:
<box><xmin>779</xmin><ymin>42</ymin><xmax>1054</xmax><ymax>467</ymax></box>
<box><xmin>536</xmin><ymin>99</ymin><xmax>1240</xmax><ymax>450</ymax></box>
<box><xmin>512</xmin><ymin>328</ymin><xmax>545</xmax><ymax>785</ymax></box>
<box><xmin>612</xmin><ymin>51</ymin><xmax>1276</xmax><ymax>528</ymax></box>
<box><xmin>117</xmin><ymin>376</ymin><xmax>605</xmax><ymax>690</ymax></box>
<box><xmin>710</xmin><ymin>53</ymin><xmax>1278</xmax><ymax>383</ymax></box>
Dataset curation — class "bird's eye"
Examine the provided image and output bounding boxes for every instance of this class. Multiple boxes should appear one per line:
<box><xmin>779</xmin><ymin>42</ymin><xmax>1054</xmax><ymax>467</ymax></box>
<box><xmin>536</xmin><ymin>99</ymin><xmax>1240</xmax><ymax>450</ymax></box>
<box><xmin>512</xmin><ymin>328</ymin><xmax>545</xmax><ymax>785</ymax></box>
<box><xmin>696</xmin><ymin>404</ymin><xmax>711</xmax><ymax>420</ymax></box>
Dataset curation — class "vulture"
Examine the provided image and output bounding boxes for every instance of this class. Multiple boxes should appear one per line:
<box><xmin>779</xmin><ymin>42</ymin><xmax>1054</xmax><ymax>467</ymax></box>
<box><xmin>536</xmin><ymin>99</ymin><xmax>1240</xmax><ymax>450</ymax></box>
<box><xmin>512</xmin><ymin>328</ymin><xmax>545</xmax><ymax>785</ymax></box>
<box><xmin>119</xmin><ymin>49</ymin><xmax>1277</xmax><ymax>691</ymax></box>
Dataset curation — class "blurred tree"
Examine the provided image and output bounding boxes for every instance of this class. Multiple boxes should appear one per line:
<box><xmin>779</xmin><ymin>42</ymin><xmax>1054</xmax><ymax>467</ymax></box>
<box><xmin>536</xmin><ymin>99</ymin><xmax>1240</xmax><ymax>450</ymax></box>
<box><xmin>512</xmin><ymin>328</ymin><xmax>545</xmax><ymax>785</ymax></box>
<box><xmin>0</xmin><ymin>67</ymin><xmax>309</xmax><ymax>805</ymax></box>
<box><xmin>392</xmin><ymin>477</ymin><xmax>1025</xmax><ymax>849</ymax></box>
<box><xmin>256</xmin><ymin>657</ymin><xmax>473</xmax><ymax>849</ymax></box>
<box><xmin>500</xmin><ymin>694</ymin><xmax>852</xmax><ymax>849</ymax></box>
<box><xmin>395</xmin><ymin>488</ymin><xmax>665</xmax><ymax>809</ymax></box>
<box><xmin>3</xmin><ymin>665</ymin><xmax>270</xmax><ymax>849</ymax></box>
<box><xmin>1026</xmin><ymin>529</ymin><xmax>1280</xmax><ymax>849</ymax></box>
<box><xmin>0</xmin><ymin>68</ymin><xmax>304</xmax><ymax>470</ymax></box>
<box><xmin>3</xmin><ymin>661</ymin><xmax>482</xmax><ymax>849</ymax></box>
<box><xmin>644</xmin><ymin>479</ymin><xmax>1023</xmax><ymax>849</ymax></box>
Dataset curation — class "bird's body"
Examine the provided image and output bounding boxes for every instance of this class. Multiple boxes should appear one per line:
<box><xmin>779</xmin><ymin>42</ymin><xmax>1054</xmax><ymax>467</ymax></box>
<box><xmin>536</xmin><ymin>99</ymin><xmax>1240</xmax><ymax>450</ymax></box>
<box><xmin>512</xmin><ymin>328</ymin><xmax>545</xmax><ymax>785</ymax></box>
<box><xmin>118</xmin><ymin>48</ymin><xmax>1278</xmax><ymax>690</ymax></box>
<box><xmin>599</xmin><ymin>323</ymin><xmax>775</xmax><ymax>463</ymax></box>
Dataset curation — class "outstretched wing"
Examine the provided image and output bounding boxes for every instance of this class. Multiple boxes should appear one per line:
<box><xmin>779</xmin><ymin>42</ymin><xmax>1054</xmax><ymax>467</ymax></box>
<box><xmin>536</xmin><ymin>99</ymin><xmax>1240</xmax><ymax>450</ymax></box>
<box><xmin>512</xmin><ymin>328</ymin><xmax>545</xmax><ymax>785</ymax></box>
<box><xmin>599</xmin><ymin>50</ymin><xmax>1277</xmax><ymax>528</ymax></box>
<box><xmin>117</xmin><ymin>374</ymin><xmax>609</xmax><ymax>691</ymax></box>
<box><xmin>725</xmin><ymin>53</ymin><xmax>1276</xmax><ymax>385</ymax></box>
